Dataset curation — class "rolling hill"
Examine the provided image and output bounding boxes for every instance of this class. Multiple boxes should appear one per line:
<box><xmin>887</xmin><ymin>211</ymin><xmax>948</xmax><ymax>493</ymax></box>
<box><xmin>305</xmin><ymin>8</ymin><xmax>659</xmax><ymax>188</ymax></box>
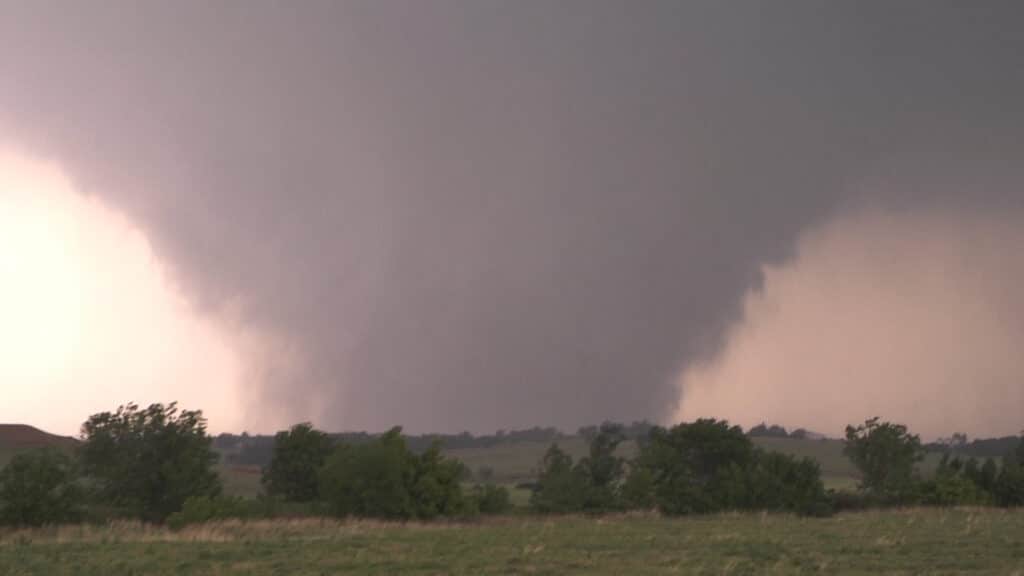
<box><xmin>0</xmin><ymin>424</ymin><xmax>78</xmax><ymax>467</ymax></box>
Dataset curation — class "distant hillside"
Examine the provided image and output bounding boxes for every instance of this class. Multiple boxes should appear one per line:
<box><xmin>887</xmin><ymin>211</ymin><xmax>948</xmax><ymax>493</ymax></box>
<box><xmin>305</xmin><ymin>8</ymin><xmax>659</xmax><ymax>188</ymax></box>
<box><xmin>924</xmin><ymin>436</ymin><xmax>1023</xmax><ymax>459</ymax></box>
<box><xmin>0</xmin><ymin>424</ymin><xmax>77</xmax><ymax>449</ymax></box>
<box><xmin>0</xmin><ymin>424</ymin><xmax>77</xmax><ymax>467</ymax></box>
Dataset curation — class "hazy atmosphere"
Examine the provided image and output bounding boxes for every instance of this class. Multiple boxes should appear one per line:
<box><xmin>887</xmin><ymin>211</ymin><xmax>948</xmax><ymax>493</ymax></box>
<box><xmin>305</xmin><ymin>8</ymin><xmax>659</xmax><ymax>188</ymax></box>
<box><xmin>1</xmin><ymin>1</ymin><xmax>1022</xmax><ymax>437</ymax></box>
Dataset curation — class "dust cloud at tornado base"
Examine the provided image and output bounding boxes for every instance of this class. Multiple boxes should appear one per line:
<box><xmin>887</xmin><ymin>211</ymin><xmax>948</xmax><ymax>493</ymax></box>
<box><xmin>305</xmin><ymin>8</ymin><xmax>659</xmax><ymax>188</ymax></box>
<box><xmin>678</xmin><ymin>206</ymin><xmax>1024</xmax><ymax>440</ymax></box>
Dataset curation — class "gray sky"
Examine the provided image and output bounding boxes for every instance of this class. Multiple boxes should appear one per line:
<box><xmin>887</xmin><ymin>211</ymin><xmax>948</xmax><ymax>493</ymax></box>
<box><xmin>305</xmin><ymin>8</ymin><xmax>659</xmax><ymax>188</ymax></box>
<box><xmin>1</xmin><ymin>1</ymin><xmax>1022</xmax><ymax>435</ymax></box>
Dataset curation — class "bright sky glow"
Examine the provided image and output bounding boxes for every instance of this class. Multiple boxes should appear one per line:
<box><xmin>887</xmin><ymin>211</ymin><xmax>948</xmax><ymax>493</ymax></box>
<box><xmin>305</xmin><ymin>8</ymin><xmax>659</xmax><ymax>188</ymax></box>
<box><xmin>0</xmin><ymin>149</ymin><xmax>244</xmax><ymax>435</ymax></box>
<box><xmin>677</xmin><ymin>206</ymin><xmax>1024</xmax><ymax>440</ymax></box>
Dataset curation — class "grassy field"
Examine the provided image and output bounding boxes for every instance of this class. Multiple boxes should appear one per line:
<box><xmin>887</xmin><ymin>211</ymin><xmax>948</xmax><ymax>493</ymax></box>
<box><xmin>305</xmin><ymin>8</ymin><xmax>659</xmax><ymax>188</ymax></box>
<box><xmin>443</xmin><ymin>437</ymin><xmax>859</xmax><ymax>487</ymax></box>
<box><xmin>446</xmin><ymin>436</ymin><xmax>597</xmax><ymax>484</ymax></box>
<box><xmin>1</xmin><ymin>509</ymin><xmax>1022</xmax><ymax>574</ymax></box>
<box><xmin>441</xmin><ymin>436</ymin><xmax>947</xmax><ymax>493</ymax></box>
<box><xmin>219</xmin><ymin>464</ymin><xmax>263</xmax><ymax>499</ymax></box>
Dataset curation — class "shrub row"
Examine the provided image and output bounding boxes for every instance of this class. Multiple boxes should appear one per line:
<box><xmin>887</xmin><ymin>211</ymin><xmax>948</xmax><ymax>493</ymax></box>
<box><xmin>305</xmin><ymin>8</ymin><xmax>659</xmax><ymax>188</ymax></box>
<box><xmin>530</xmin><ymin>420</ymin><xmax>831</xmax><ymax>517</ymax></box>
<box><xmin>1</xmin><ymin>403</ymin><xmax>1022</xmax><ymax>527</ymax></box>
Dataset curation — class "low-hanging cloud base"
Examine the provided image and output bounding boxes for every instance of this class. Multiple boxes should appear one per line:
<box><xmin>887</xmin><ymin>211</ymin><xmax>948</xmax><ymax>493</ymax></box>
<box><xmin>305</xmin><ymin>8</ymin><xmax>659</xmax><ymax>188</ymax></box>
<box><xmin>1</xmin><ymin>2</ymin><xmax>1023</xmax><ymax>436</ymax></box>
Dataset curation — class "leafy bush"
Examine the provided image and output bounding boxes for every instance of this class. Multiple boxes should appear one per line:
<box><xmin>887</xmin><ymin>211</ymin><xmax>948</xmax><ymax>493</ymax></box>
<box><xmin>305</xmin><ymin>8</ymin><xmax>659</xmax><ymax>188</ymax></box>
<box><xmin>167</xmin><ymin>495</ymin><xmax>327</xmax><ymax>530</ymax></box>
<box><xmin>745</xmin><ymin>450</ymin><xmax>831</xmax><ymax>516</ymax></box>
<box><xmin>471</xmin><ymin>484</ymin><xmax>512</xmax><ymax>515</ymax></box>
<box><xmin>410</xmin><ymin>442</ymin><xmax>472</xmax><ymax>519</ymax></box>
<box><xmin>262</xmin><ymin>423</ymin><xmax>333</xmax><ymax>502</ymax></box>
<box><xmin>620</xmin><ymin>466</ymin><xmax>656</xmax><ymax>510</ymax></box>
<box><xmin>624</xmin><ymin>419</ymin><xmax>829</xmax><ymax>516</ymax></box>
<box><xmin>827</xmin><ymin>489</ymin><xmax>879</xmax><ymax>512</ymax></box>
<box><xmin>167</xmin><ymin>496</ymin><xmax>252</xmax><ymax>530</ymax></box>
<box><xmin>320</xmin><ymin>429</ymin><xmax>415</xmax><ymax>519</ymax></box>
<box><xmin>531</xmin><ymin>424</ymin><xmax>629</xmax><ymax>514</ymax></box>
<box><xmin>994</xmin><ymin>461</ymin><xmax>1024</xmax><ymax>507</ymax></box>
<box><xmin>575</xmin><ymin>423</ymin><xmax>627</xmax><ymax>512</ymax></box>
<box><xmin>636</xmin><ymin>419</ymin><xmax>755</xmax><ymax>515</ymax></box>
<box><xmin>0</xmin><ymin>449</ymin><xmax>81</xmax><ymax>527</ymax></box>
<box><xmin>529</xmin><ymin>444</ymin><xmax>586</xmax><ymax>513</ymax></box>
<box><xmin>976</xmin><ymin>458</ymin><xmax>999</xmax><ymax>493</ymax></box>
<box><xmin>913</xmin><ymin>454</ymin><xmax>997</xmax><ymax>506</ymax></box>
<box><xmin>319</xmin><ymin>428</ymin><xmax>471</xmax><ymax>520</ymax></box>
<box><xmin>747</xmin><ymin>423</ymin><xmax>789</xmax><ymax>438</ymax></box>
<box><xmin>79</xmin><ymin>403</ymin><xmax>221</xmax><ymax>522</ymax></box>
<box><xmin>918</xmin><ymin>473</ymin><xmax>992</xmax><ymax>506</ymax></box>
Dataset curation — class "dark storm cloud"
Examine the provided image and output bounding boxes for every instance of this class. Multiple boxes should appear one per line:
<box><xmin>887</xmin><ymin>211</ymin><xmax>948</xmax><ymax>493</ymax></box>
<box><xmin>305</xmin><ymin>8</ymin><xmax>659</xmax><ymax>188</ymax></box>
<box><xmin>1</xmin><ymin>1</ymin><xmax>1022</xmax><ymax>432</ymax></box>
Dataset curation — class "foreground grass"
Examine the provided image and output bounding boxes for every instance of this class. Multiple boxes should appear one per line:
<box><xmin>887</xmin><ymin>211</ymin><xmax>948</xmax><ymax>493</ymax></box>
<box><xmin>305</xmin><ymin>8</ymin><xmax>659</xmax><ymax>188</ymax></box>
<box><xmin>2</xmin><ymin>509</ymin><xmax>1023</xmax><ymax>575</ymax></box>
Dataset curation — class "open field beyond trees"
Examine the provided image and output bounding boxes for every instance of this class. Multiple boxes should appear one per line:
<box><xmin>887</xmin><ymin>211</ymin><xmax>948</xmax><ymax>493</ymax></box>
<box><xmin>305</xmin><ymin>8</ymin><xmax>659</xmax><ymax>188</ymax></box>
<box><xmin>2</xmin><ymin>509</ymin><xmax>1023</xmax><ymax>575</ymax></box>
<box><xmin>0</xmin><ymin>429</ymin><xmax>944</xmax><ymax>499</ymax></box>
<box><xmin>219</xmin><ymin>435</ymin><xmax>943</xmax><ymax>498</ymax></box>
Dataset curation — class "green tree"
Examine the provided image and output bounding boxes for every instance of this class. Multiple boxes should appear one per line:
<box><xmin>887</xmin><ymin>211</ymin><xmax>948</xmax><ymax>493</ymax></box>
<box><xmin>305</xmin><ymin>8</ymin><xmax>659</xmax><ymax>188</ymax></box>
<box><xmin>745</xmin><ymin>450</ymin><xmax>830</xmax><ymax>516</ymax></box>
<box><xmin>620</xmin><ymin>465</ymin><xmax>656</xmax><ymax>510</ymax></box>
<box><xmin>319</xmin><ymin>427</ymin><xmax>471</xmax><ymax>520</ymax></box>
<box><xmin>843</xmin><ymin>417</ymin><xmax>922</xmax><ymax>502</ymax></box>
<box><xmin>748</xmin><ymin>423</ymin><xmax>788</xmax><ymax>438</ymax></box>
<box><xmin>530</xmin><ymin>444</ymin><xmax>586</xmax><ymax>513</ymax></box>
<box><xmin>962</xmin><ymin>458</ymin><xmax>981</xmax><ymax>485</ymax></box>
<box><xmin>994</xmin><ymin>463</ymin><xmax>1024</xmax><ymax>507</ymax></box>
<box><xmin>575</xmin><ymin>423</ymin><xmax>627</xmax><ymax>511</ymax></box>
<box><xmin>262</xmin><ymin>423</ymin><xmax>333</xmax><ymax>502</ymax></box>
<box><xmin>994</xmin><ymin>436</ymin><xmax>1024</xmax><ymax>507</ymax></box>
<box><xmin>637</xmin><ymin>419</ymin><xmax>754</xmax><ymax>514</ymax></box>
<box><xmin>919</xmin><ymin>473</ymin><xmax>992</xmax><ymax>506</ymax></box>
<box><xmin>0</xmin><ymin>449</ymin><xmax>81</xmax><ymax>526</ymax></box>
<box><xmin>979</xmin><ymin>458</ymin><xmax>999</xmax><ymax>493</ymax></box>
<box><xmin>411</xmin><ymin>441</ymin><xmax>470</xmax><ymax>519</ymax></box>
<box><xmin>166</xmin><ymin>495</ymin><xmax>253</xmax><ymax>530</ymax></box>
<box><xmin>627</xmin><ymin>420</ymin><xmax>827</xmax><ymax>516</ymax></box>
<box><xmin>748</xmin><ymin>423</ymin><xmax>769</xmax><ymax>436</ymax></box>
<box><xmin>471</xmin><ymin>483</ymin><xmax>512</xmax><ymax>515</ymax></box>
<box><xmin>319</xmin><ymin>428</ymin><xmax>415</xmax><ymax>519</ymax></box>
<box><xmin>79</xmin><ymin>403</ymin><xmax>221</xmax><ymax>522</ymax></box>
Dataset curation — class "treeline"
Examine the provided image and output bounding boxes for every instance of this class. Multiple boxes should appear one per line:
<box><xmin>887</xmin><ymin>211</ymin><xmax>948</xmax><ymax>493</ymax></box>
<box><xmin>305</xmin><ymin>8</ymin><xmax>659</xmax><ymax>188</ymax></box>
<box><xmin>529</xmin><ymin>418</ymin><xmax>1024</xmax><ymax>515</ymax></box>
<box><xmin>259</xmin><ymin>423</ymin><xmax>511</xmax><ymax>522</ymax></box>
<box><xmin>746</xmin><ymin>422</ymin><xmax>824</xmax><ymax>440</ymax></box>
<box><xmin>1</xmin><ymin>403</ymin><xmax>1023</xmax><ymax>528</ymax></box>
<box><xmin>530</xmin><ymin>420</ymin><xmax>831</xmax><ymax>516</ymax></box>
<box><xmin>215</xmin><ymin>422</ymin><xmax>656</xmax><ymax>468</ymax></box>
<box><xmin>841</xmin><ymin>418</ymin><xmax>1024</xmax><ymax>508</ymax></box>
<box><xmin>0</xmin><ymin>403</ymin><xmax>220</xmax><ymax>527</ymax></box>
<box><xmin>0</xmin><ymin>405</ymin><xmax>514</xmax><ymax>528</ymax></box>
<box><xmin>924</xmin><ymin>433</ymin><xmax>1024</xmax><ymax>459</ymax></box>
<box><xmin>215</xmin><ymin>427</ymin><xmax>566</xmax><ymax>467</ymax></box>
<box><xmin>211</xmin><ymin>419</ymin><xmax>834</xmax><ymax>523</ymax></box>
